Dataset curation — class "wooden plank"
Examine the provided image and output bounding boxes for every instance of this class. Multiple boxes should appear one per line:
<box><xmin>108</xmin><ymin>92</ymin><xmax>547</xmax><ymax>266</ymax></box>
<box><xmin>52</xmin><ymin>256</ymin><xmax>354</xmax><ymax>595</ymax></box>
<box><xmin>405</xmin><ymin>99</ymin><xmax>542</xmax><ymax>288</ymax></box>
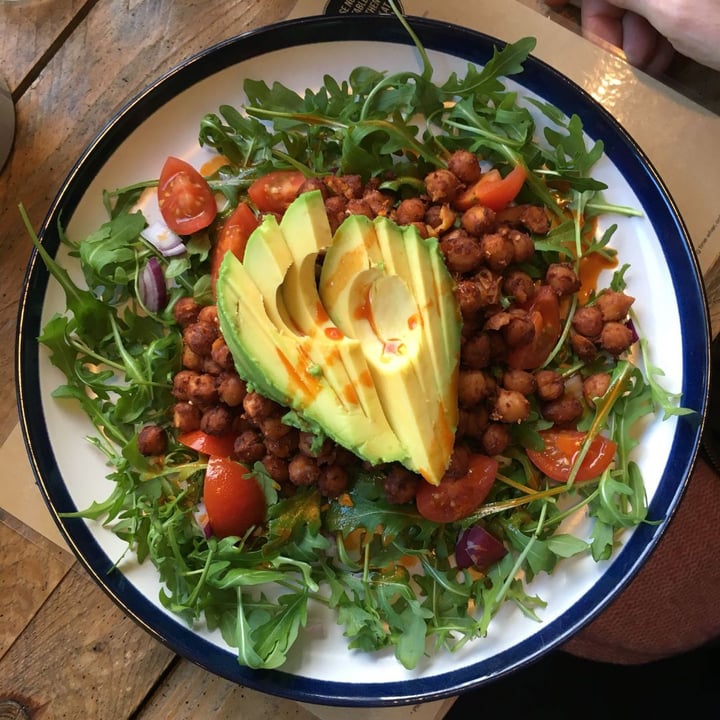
<box><xmin>0</xmin><ymin>511</ymin><xmax>73</xmax><ymax>657</ymax></box>
<box><xmin>136</xmin><ymin>659</ymin><xmax>319</xmax><ymax>720</ymax></box>
<box><xmin>0</xmin><ymin>0</ymin><xmax>91</xmax><ymax>94</ymax></box>
<box><xmin>0</xmin><ymin>0</ymin><xmax>295</xmax><ymax>447</ymax></box>
<box><xmin>0</xmin><ymin>563</ymin><xmax>176</xmax><ymax>718</ymax></box>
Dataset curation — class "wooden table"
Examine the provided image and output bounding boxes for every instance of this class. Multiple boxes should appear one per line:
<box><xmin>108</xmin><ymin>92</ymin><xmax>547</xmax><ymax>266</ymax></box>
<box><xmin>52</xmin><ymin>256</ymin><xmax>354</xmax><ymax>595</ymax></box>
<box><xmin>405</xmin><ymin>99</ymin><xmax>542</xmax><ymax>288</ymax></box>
<box><xmin>1</xmin><ymin>1</ymin><xmax>718</xmax><ymax>718</ymax></box>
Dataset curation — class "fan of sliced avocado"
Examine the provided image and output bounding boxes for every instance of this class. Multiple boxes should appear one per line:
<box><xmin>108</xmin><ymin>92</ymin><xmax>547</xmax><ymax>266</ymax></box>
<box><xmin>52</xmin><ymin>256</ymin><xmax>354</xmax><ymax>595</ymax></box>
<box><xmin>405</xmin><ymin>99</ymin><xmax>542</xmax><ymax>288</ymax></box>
<box><xmin>215</xmin><ymin>189</ymin><xmax>461</xmax><ymax>485</ymax></box>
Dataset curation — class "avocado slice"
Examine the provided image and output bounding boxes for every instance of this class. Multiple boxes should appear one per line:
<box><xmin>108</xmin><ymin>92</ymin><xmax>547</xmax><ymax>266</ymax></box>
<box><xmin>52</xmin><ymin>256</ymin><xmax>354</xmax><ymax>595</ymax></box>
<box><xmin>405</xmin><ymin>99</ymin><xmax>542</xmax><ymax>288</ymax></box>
<box><xmin>320</xmin><ymin>216</ymin><xmax>460</xmax><ymax>484</ymax></box>
<box><xmin>241</xmin><ymin>214</ymin><xmax>295</xmax><ymax>333</ymax></box>
<box><xmin>216</xmin><ymin>191</ymin><xmax>407</xmax><ymax>465</ymax></box>
<box><xmin>216</xmin><ymin>190</ymin><xmax>461</xmax><ymax>485</ymax></box>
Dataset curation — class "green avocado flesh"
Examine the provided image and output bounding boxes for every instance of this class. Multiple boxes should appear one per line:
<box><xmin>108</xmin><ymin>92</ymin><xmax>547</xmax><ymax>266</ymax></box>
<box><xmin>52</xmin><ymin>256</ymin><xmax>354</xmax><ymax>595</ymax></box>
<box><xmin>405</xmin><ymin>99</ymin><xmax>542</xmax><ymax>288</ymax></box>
<box><xmin>216</xmin><ymin>190</ymin><xmax>461</xmax><ymax>485</ymax></box>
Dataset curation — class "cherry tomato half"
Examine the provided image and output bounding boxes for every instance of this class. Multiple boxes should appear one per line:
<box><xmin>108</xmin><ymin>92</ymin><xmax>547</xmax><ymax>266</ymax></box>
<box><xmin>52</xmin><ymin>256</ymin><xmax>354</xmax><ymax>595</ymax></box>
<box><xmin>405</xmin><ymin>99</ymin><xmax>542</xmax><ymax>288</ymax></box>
<box><xmin>506</xmin><ymin>285</ymin><xmax>562</xmax><ymax>370</ymax></box>
<box><xmin>526</xmin><ymin>429</ymin><xmax>617</xmax><ymax>483</ymax></box>
<box><xmin>248</xmin><ymin>170</ymin><xmax>306</xmax><ymax>214</ymax></box>
<box><xmin>203</xmin><ymin>456</ymin><xmax>267</xmax><ymax>539</ymax></box>
<box><xmin>178</xmin><ymin>429</ymin><xmax>237</xmax><ymax>458</ymax></box>
<box><xmin>210</xmin><ymin>201</ymin><xmax>259</xmax><ymax>295</ymax></box>
<box><xmin>416</xmin><ymin>454</ymin><xmax>499</xmax><ymax>523</ymax></box>
<box><xmin>454</xmin><ymin>164</ymin><xmax>527</xmax><ymax>212</ymax></box>
<box><xmin>158</xmin><ymin>156</ymin><xmax>218</xmax><ymax>235</ymax></box>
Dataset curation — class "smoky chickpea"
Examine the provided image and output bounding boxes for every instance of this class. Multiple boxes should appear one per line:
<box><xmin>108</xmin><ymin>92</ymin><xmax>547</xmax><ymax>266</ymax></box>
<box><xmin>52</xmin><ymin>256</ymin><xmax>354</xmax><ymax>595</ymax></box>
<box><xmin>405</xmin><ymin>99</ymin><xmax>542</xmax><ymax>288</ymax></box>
<box><xmin>445</xmin><ymin>443</ymin><xmax>472</xmax><ymax>478</ymax></box>
<box><xmin>447</xmin><ymin>149</ymin><xmax>482</xmax><ymax>184</ymax></box>
<box><xmin>570</xmin><ymin>331</ymin><xmax>598</xmax><ymax>361</ymax></box>
<box><xmin>346</xmin><ymin>198</ymin><xmax>374</xmax><ymax>218</ymax></box>
<box><xmin>216</xmin><ymin>372</ymin><xmax>246</xmax><ymax>407</ymax></box>
<box><xmin>440</xmin><ymin>229</ymin><xmax>483</xmax><ymax>274</ymax></box>
<box><xmin>200</xmin><ymin>405</ymin><xmax>234</xmax><ymax>436</ymax></box>
<box><xmin>502</xmin><ymin>369</ymin><xmax>536</xmax><ymax>396</ymax></box>
<box><xmin>546</xmin><ymin>262</ymin><xmax>580</xmax><ymax>296</ymax></box>
<box><xmin>572</xmin><ymin>306</ymin><xmax>604</xmax><ymax>338</ymax></box>
<box><xmin>173</xmin><ymin>402</ymin><xmax>202</xmax><ymax>433</ymax></box>
<box><xmin>183</xmin><ymin>321</ymin><xmax>218</xmax><ymax>357</ymax></box>
<box><xmin>480</xmin><ymin>422</ymin><xmax>510</xmax><ymax>456</ymax></box>
<box><xmin>197</xmin><ymin>304</ymin><xmax>219</xmax><ymax>326</ymax></box>
<box><xmin>507</xmin><ymin>228</ymin><xmax>536</xmax><ymax>264</ymax></box>
<box><xmin>325</xmin><ymin>173</ymin><xmax>363</xmax><ymax>200</ymax></box>
<box><xmin>288</xmin><ymin>454</ymin><xmax>322</xmax><ymax>487</ymax></box>
<box><xmin>242</xmin><ymin>391</ymin><xmax>279</xmax><ymax>424</ymax></box>
<box><xmin>363</xmin><ymin>188</ymin><xmax>395</xmax><ymax>217</ymax></box>
<box><xmin>480</xmin><ymin>232</ymin><xmax>515</xmax><ymax>272</ymax></box>
<box><xmin>458</xmin><ymin>369</ymin><xmax>496</xmax><ymax>407</ymax></box>
<box><xmin>137</xmin><ymin>424</ymin><xmax>167</xmax><ymax>456</ymax></box>
<box><xmin>491</xmin><ymin>388</ymin><xmax>530</xmax><ymax>424</ymax></box>
<box><xmin>395</xmin><ymin>197</ymin><xmax>427</xmax><ymax>225</ymax></box>
<box><xmin>502</xmin><ymin>270</ymin><xmax>535</xmax><ymax>305</ymax></box>
<box><xmin>383</xmin><ymin>465</ymin><xmax>421</xmax><ymax>505</ymax></box>
<box><xmin>172</xmin><ymin>369</ymin><xmax>197</xmax><ymax>401</ymax></box>
<box><xmin>455</xmin><ymin>280</ymin><xmax>489</xmax><ymax>319</ymax></box>
<box><xmin>262</xmin><ymin>454</ymin><xmax>290</xmax><ymax>484</ymax></box>
<box><xmin>474</xmin><ymin>268</ymin><xmax>504</xmax><ymax>306</ymax></box>
<box><xmin>318</xmin><ymin>465</ymin><xmax>349</xmax><ymax>498</ymax></box>
<box><xmin>461</xmin><ymin>332</ymin><xmax>492</xmax><ymax>370</ymax></box>
<box><xmin>541</xmin><ymin>395</ymin><xmax>583</xmax><ymax>425</ymax></box>
<box><xmin>181</xmin><ymin>345</ymin><xmax>204</xmax><ymax>372</ymax></box>
<box><xmin>583</xmin><ymin>372</ymin><xmax>612</xmax><ymax>406</ymax></box>
<box><xmin>596</xmin><ymin>290</ymin><xmax>635</xmax><ymax>322</ymax></box>
<box><xmin>502</xmin><ymin>314</ymin><xmax>535</xmax><ymax>349</ymax></box>
<box><xmin>265</xmin><ymin>428</ymin><xmax>300</xmax><ymax>459</ymax></box>
<box><xmin>186</xmin><ymin>373</ymin><xmax>219</xmax><ymax>407</ymax></box>
<box><xmin>424</xmin><ymin>168</ymin><xmax>461</xmax><ymax>203</ymax></box>
<box><xmin>173</xmin><ymin>296</ymin><xmax>201</xmax><ymax>327</ymax></box>
<box><xmin>461</xmin><ymin>205</ymin><xmax>496</xmax><ymax>236</ymax></box>
<box><xmin>233</xmin><ymin>429</ymin><xmax>266</xmax><ymax>465</ymax></box>
<box><xmin>535</xmin><ymin>369</ymin><xmax>565</xmax><ymax>402</ymax></box>
<box><xmin>210</xmin><ymin>337</ymin><xmax>235</xmax><ymax>371</ymax></box>
<box><xmin>600</xmin><ymin>322</ymin><xmax>635</xmax><ymax>355</ymax></box>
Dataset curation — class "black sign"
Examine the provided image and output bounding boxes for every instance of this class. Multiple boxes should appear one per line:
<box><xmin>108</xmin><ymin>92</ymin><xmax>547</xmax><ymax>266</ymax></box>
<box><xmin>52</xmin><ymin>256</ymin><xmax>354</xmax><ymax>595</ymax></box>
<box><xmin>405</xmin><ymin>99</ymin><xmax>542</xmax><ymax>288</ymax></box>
<box><xmin>323</xmin><ymin>0</ymin><xmax>405</xmax><ymax>14</ymax></box>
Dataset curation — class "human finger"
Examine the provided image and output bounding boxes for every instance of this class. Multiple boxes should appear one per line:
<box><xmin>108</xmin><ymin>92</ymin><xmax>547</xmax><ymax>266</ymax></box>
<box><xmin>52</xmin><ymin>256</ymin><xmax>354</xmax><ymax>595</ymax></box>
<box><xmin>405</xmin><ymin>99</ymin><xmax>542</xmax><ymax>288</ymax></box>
<box><xmin>580</xmin><ymin>0</ymin><xmax>626</xmax><ymax>49</ymax></box>
<box><xmin>605</xmin><ymin>0</ymin><xmax>720</xmax><ymax>71</ymax></box>
<box><xmin>579</xmin><ymin>0</ymin><xmax>675</xmax><ymax>74</ymax></box>
<box><xmin>621</xmin><ymin>10</ymin><xmax>675</xmax><ymax>74</ymax></box>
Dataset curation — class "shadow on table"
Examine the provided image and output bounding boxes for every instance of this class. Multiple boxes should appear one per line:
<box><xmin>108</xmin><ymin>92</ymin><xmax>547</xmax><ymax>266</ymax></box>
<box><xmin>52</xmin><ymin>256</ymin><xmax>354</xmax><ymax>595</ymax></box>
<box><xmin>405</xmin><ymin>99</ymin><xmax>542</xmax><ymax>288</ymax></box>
<box><xmin>447</xmin><ymin>641</ymin><xmax>718</xmax><ymax>717</ymax></box>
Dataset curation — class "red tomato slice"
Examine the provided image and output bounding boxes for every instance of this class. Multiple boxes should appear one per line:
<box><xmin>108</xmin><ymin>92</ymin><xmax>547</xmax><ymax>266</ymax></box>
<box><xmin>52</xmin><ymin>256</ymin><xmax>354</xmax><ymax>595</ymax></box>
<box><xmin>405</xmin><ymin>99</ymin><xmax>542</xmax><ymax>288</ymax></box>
<box><xmin>158</xmin><ymin>156</ymin><xmax>217</xmax><ymax>235</ymax></box>
<box><xmin>506</xmin><ymin>285</ymin><xmax>562</xmax><ymax>370</ymax></box>
<box><xmin>416</xmin><ymin>454</ymin><xmax>499</xmax><ymax>523</ymax></box>
<box><xmin>203</xmin><ymin>456</ymin><xmax>267</xmax><ymax>539</ymax></box>
<box><xmin>454</xmin><ymin>164</ymin><xmax>527</xmax><ymax>212</ymax></box>
<box><xmin>178</xmin><ymin>430</ymin><xmax>237</xmax><ymax>458</ymax></box>
<box><xmin>527</xmin><ymin>429</ymin><xmax>617</xmax><ymax>483</ymax></box>
<box><xmin>210</xmin><ymin>202</ymin><xmax>259</xmax><ymax>295</ymax></box>
<box><xmin>248</xmin><ymin>170</ymin><xmax>306</xmax><ymax>214</ymax></box>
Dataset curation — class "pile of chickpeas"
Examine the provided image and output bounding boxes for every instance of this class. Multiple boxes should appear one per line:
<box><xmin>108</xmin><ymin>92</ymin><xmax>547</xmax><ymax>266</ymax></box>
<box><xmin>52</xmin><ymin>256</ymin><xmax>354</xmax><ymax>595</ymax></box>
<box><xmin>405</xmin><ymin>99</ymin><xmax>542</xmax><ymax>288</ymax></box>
<box><xmin>138</xmin><ymin>150</ymin><xmax>636</xmax><ymax>505</ymax></box>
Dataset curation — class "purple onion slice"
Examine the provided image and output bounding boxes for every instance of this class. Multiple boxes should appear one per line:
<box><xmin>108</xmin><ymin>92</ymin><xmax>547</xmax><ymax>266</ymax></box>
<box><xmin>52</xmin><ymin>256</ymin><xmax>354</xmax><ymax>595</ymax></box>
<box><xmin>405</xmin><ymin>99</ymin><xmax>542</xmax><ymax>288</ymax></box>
<box><xmin>455</xmin><ymin>525</ymin><xmax>508</xmax><ymax>571</ymax></box>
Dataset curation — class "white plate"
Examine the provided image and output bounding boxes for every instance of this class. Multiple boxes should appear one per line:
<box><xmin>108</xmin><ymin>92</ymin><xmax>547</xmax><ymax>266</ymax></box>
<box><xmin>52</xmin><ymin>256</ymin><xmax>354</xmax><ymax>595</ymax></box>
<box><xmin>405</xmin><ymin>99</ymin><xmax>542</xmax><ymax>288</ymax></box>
<box><xmin>16</xmin><ymin>14</ymin><xmax>711</xmax><ymax>707</ymax></box>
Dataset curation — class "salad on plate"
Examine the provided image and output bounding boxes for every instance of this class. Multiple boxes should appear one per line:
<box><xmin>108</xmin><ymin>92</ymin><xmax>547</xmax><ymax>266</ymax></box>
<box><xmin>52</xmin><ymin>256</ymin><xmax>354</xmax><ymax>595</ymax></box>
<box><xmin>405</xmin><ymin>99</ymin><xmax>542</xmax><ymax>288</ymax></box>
<box><xmin>25</xmin><ymin>7</ymin><xmax>691</xmax><ymax>673</ymax></box>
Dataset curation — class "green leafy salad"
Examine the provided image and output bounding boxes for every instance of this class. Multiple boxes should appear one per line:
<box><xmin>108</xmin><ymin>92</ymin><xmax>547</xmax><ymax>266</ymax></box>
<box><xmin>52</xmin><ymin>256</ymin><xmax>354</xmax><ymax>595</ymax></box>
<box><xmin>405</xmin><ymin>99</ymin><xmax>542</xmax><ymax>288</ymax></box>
<box><xmin>26</xmin><ymin>7</ymin><xmax>691</xmax><ymax>673</ymax></box>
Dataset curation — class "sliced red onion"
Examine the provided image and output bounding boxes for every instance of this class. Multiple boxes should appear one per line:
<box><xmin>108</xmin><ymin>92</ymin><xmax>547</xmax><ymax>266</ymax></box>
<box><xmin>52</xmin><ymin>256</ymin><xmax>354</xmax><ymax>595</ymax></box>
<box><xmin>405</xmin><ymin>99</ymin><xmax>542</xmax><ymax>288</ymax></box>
<box><xmin>626</xmin><ymin>318</ymin><xmax>639</xmax><ymax>344</ymax></box>
<box><xmin>141</xmin><ymin>221</ymin><xmax>186</xmax><ymax>257</ymax></box>
<box><xmin>193</xmin><ymin>502</ymin><xmax>212</xmax><ymax>539</ymax></box>
<box><xmin>139</xmin><ymin>256</ymin><xmax>168</xmax><ymax>313</ymax></box>
<box><xmin>455</xmin><ymin>525</ymin><xmax>508</xmax><ymax>571</ymax></box>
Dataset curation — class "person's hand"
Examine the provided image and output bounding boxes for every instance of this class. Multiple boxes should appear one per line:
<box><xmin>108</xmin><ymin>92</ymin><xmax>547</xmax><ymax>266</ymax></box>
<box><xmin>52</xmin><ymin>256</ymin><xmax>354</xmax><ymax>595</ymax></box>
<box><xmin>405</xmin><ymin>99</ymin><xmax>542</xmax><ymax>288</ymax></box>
<box><xmin>544</xmin><ymin>0</ymin><xmax>720</xmax><ymax>74</ymax></box>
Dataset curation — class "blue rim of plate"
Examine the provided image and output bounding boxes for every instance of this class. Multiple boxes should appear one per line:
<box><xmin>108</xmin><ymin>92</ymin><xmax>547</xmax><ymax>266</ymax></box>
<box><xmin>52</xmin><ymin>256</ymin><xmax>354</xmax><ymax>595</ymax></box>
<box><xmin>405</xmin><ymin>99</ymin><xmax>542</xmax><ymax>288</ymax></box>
<box><xmin>15</xmin><ymin>14</ymin><xmax>711</xmax><ymax>707</ymax></box>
